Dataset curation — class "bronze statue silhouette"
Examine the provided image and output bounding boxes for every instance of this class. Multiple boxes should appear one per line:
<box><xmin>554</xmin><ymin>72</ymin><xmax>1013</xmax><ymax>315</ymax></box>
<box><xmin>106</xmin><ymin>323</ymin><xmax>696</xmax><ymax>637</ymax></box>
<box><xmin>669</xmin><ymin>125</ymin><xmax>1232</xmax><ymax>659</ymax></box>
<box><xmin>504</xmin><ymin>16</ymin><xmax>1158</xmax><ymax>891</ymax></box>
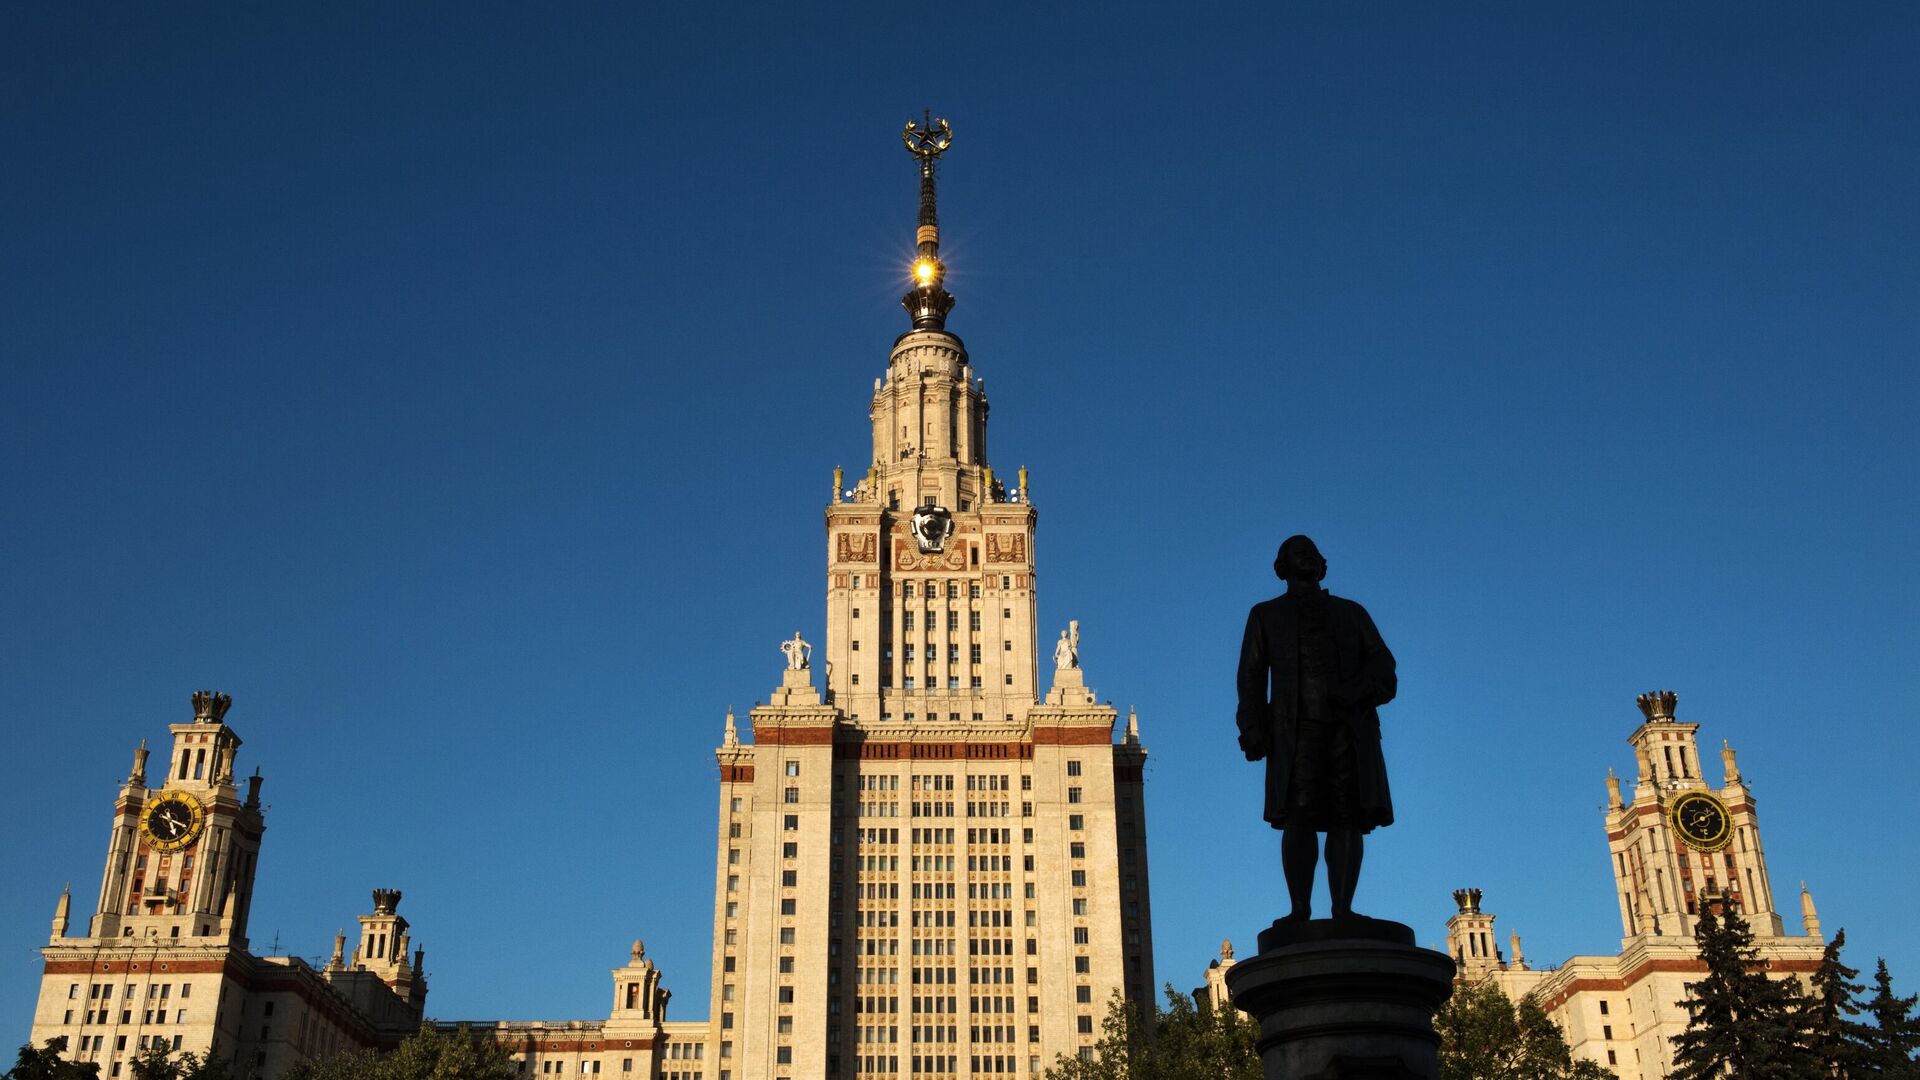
<box><xmin>1236</xmin><ymin>535</ymin><xmax>1396</xmax><ymax>924</ymax></box>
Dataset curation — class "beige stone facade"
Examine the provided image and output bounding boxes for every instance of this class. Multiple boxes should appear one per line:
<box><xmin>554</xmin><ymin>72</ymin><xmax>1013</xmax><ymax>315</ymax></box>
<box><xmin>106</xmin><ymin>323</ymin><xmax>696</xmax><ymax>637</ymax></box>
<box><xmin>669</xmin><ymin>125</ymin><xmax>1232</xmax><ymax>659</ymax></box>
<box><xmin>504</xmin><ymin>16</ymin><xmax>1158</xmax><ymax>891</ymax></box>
<box><xmin>684</xmin><ymin>290</ymin><xmax>1155</xmax><ymax>1078</ymax></box>
<box><xmin>1441</xmin><ymin>691</ymin><xmax>1825</xmax><ymax>1079</ymax></box>
<box><xmin>466</xmin><ymin>154</ymin><xmax>1158</xmax><ymax>1079</ymax></box>
<box><xmin>30</xmin><ymin>692</ymin><xmax>429</xmax><ymax>1079</ymax></box>
<box><xmin>28</xmin><ymin>142</ymin><xmax>1155</xmax><ymax>1080</ymax></box>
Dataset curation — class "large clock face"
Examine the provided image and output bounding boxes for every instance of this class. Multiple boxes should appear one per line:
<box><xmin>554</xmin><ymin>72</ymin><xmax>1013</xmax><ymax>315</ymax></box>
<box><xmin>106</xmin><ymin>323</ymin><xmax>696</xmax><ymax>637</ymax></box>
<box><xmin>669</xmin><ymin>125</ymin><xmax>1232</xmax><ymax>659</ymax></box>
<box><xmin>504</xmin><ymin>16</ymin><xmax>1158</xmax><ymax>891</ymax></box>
<box><xmin>1670</xmin><ymin>791</ymin><xmax>1732</xmax><ymax>852</ymax></box>
<box><xmin>140</xmin><ymin>791</ymin><xmax>206</xmax><ymax>854</ymax></box>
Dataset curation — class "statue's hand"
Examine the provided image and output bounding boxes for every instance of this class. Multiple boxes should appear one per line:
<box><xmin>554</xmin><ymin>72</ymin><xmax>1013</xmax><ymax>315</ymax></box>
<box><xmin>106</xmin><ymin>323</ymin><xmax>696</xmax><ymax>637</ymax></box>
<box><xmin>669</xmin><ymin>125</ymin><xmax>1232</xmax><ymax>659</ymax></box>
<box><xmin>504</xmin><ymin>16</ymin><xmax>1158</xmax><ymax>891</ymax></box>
<box><xmin>1238</xmin><ymin>728</ymin><xmax>1269</xmax><ymax>762</ymax></box>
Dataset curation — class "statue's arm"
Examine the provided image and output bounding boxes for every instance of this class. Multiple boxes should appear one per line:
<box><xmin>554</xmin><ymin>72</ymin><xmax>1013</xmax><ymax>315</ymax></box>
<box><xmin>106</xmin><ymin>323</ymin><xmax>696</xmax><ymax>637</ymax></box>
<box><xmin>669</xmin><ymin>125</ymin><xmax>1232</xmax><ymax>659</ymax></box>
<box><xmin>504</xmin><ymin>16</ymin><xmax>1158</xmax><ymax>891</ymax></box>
<box><xmin>1352</xmin><ymin>605</ymin><xmax>1397</xmax><ymax>707</ymax></box>
<box><xmin>1235</xmin><ymin>609</ymin><xmax>1271</xmax><ymax>760</ymax></box>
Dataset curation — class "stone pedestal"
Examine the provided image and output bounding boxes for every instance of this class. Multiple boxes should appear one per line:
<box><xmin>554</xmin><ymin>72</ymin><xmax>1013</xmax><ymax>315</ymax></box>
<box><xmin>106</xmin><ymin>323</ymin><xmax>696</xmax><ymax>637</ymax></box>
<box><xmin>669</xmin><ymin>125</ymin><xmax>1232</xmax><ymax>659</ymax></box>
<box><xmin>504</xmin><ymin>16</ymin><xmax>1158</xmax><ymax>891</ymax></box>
<box><xmin>1225</xmin><ymin>919</ymin><xmax>1455</xmax><ymax>1080</ymax></box>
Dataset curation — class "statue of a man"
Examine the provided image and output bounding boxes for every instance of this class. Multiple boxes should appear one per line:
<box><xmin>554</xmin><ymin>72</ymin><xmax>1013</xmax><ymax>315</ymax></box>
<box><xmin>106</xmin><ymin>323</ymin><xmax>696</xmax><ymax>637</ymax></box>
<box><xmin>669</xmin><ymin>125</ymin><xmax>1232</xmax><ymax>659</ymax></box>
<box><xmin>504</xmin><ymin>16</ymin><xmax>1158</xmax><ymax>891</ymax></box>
<box><xmin>1236</xmin><ymin>535</ymin><xmax>1396</xmax><ymax>922</ymax></box>
<box><xmin>780</xmin><ymin>632</ymin><xmax>811</xmax><ymax>670</ymax></box>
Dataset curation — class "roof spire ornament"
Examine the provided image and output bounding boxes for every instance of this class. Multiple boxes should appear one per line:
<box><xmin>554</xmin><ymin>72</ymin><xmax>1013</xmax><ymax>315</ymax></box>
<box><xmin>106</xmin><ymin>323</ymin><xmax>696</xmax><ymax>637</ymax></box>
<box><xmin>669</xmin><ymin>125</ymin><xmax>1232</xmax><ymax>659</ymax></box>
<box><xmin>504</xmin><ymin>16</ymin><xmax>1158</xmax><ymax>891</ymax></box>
<box><xmin>901</xmin><ymin>111</ymin><xmax>956</xmax><ymax>331</ymax></box>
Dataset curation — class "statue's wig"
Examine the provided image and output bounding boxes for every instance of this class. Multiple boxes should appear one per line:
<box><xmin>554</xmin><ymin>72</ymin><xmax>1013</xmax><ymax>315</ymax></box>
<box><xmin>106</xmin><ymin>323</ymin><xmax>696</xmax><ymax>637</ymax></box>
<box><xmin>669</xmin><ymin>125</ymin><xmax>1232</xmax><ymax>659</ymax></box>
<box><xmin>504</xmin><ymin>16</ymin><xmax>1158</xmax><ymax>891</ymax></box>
<box><xmin>1273</xmin><ymin>535</ymin><xmax>1325</xmax><ymax>581</ymax></box>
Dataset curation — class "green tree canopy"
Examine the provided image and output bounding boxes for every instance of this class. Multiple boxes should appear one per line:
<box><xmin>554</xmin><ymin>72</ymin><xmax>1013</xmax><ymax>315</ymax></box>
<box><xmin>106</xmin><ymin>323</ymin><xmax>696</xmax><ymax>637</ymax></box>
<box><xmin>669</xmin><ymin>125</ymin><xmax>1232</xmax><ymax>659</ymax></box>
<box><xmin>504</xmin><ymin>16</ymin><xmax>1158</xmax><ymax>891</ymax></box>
<box><xmin>281</xmin><ymin>1024</ymin><xmax>516</xmax><ymax>1080</ymax></box>
<box><xmin>1802</xmin><ymin>929</ymin><xmax>1875</xmax><ymax>1079</ymax></box>
<box><xmin>1042</xmin><ymin>987</ymin><xmax>1258</xmax><ymax>1080</ymax></box>
<box><xmin>4</xmin><ymin>1038</ymin><xmax>100</xmax><ymax>1080</ymax></box>
<box><xmin>1862</xmin><ymin>958</ymin><xmax>1920</xmax><ymax>1078</ymax></box>
<box><xmin>1671</xmin><ymin>900</ymin><xmax>1817</xmax><ymax>1080</ymax></box>
<box><xmin>126</xmin><ymin>1046</ymin><xmax>229</xmax><ymax>1080</ymax></box>
<box><xmin>1434</xmin><ymin>979</ymin><xmax>1611</xmax><ymax>1080</ymax></box>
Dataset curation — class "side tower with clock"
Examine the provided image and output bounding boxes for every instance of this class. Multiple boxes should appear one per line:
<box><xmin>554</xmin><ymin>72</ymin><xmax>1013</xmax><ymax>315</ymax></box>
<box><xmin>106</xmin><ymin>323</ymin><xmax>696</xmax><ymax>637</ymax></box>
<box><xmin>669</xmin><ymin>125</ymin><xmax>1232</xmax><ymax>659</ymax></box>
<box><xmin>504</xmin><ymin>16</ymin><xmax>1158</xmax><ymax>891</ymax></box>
<box><xmin>1442</xmin><ymin>690</ymin><xmax>1825</xmax><ymax>1080</ymax></box>
<box><xmin>93</xmin><ymin>690</ymin><xmax>266</xmax><ymax>944</ymax></box>
<box><xmin>31</xmin><ymin>692</ymin><xmax>433</xmax><ymax>1079</ymax></box>
<box><xmin>1606</xmin><ymin>690</ymin><xmax>1782</xmax><ymax>940</ymax></box>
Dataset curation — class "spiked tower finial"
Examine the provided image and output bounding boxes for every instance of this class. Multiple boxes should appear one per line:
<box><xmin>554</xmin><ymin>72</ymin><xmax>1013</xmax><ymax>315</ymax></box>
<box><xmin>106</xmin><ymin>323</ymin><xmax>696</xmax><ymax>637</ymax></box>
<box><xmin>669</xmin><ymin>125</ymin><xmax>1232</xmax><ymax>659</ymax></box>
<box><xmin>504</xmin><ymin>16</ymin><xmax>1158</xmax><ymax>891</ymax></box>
<box><xmin>901</xmin><ymin>112</ymin><xmax>956</xmax><ymax>330</ymax></box>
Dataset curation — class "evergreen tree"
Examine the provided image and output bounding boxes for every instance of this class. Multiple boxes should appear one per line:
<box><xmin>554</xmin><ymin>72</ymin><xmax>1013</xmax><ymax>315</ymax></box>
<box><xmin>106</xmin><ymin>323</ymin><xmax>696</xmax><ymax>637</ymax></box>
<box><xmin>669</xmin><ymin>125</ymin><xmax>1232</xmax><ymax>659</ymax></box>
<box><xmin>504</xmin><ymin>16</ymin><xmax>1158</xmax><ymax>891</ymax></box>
<box><xmin>1862</xmin><ymin>958</ymin><xmax>1920</xmax><ymax>1078</ymax></box>
<box><xmin>1803</xmin><ymin>929</ymin><xmax>1874</xmax><ymax>1078</ymax></box>
<box><xmin>1434</xmin><ymin>979</ymin><xmax>1611</xmax><ymax>1080</ymax></box>
<box><xmin>1671</xmin><ymin>900</ymin><xmax>1817</xmax><ymax>1080</ymax></box>
<box><xmin>4</xmin><ymin>1038</ymin><xmax>99</xmax><ymax>1080</ymax></box>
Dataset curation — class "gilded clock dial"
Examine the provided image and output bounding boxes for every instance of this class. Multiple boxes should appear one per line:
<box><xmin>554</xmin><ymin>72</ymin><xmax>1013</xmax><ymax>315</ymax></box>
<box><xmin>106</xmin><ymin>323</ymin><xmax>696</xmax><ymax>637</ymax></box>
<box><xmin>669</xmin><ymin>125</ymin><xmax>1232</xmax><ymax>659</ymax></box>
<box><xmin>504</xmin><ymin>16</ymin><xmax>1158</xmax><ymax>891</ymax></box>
<box><xmin>1669</xmin><ymin>791</ymin><xmax>1732</xmax><ymax>852</ymax></box>
<box><xmin>140</xmin><ymin>791</ymin><xmax>205</xmax><ymax>854</ymax></box>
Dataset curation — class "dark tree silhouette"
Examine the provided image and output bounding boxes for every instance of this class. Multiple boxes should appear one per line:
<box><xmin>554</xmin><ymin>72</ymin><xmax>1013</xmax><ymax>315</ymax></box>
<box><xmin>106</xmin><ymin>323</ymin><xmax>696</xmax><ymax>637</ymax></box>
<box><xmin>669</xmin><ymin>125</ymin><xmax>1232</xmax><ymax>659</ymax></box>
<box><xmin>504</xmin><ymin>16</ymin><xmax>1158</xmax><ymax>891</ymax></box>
<box><xmin>1802</xmin><ymin>929</ymin><xmax>1875</xmax><ymax>1079</ymax></box>
<box><xmin>1434</xmin><ymin>979</ymin><xmax>1611</xmax><ymax>1080</ymax></box>
<box><xmin>4</xmin><ymin>1038</ymin><xmax>100</xmax><ymax>1080</ymax></box>
<box><xmin>280</xmin><ymin>1025</ymin><xmax>515</xmax><ymax>1080</ymax></box>
<box><xmin>1671</xmin><ymin>900</ymin><xmax>1817</xmax><ymax>1080</ymax></box>
<box><xmin>1862</xmin><ymin>958</ymin><xmax>1920</xmax><ymax>1078</ymax></box>
<box><xmin>1043</xmin><ymin>987</ymin><xmax>1259</xmax><ymax>1080</ymax></box>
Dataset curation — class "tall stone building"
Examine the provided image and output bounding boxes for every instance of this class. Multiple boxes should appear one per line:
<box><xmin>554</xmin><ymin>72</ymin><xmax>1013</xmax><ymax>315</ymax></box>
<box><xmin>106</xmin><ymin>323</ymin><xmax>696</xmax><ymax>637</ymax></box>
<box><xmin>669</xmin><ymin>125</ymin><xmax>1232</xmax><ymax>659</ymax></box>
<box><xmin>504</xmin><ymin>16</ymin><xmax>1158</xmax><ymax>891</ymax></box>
<box><xmin>29</xmin><ymin>692</ymin><xmax>429</xmax><ymax>1079</ymax></box>
<box><xmin>1443</xmin><ymin>690</ymin><xmax>1825</xmax><ymax>1080</ymax></box>
<box><xmin>22</xmin><ymin>124</ymin><xmax>1155</xmax><ymax>1080</ymax></box>
<box><xmin>701</xmin><ymin>119</ymin><xmax>1156</xmax><ymax>1080</ymax></box>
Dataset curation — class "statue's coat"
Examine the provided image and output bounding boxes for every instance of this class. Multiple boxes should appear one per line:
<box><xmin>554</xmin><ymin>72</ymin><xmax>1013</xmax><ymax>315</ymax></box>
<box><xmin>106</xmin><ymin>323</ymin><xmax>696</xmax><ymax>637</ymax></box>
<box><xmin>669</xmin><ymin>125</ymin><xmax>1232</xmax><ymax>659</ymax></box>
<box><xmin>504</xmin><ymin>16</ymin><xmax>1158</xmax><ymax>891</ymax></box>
<box><xmin>1236</xmin><ymin>591</ymin><xmax>1397</xmax><ymax>830</ymax></box>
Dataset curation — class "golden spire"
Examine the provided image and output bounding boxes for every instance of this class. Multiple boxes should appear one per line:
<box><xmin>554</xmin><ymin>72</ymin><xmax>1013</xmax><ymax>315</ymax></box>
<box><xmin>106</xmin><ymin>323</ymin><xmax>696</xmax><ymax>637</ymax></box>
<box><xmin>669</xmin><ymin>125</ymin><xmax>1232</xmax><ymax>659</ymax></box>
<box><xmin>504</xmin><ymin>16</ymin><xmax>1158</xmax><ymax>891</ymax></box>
<box><xmin>901</xmin><ymin>111</ymin><xmax>956</xmax><ymax>330</ymax></box>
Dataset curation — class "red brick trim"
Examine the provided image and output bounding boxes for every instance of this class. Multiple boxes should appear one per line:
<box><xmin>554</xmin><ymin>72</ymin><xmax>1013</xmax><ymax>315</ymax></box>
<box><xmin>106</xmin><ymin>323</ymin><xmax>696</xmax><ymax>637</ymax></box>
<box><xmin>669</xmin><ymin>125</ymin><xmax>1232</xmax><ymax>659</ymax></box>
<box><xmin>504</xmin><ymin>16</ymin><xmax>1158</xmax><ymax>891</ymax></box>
<box><xmin>1537</xmin><ymin>955</ymin><xmax>1823</xmax><ymax>1012</ymax></box>
<box><xmin>831</xmin><ymin>741</ymin><xmax>1038</xmax><ymax>761</ymax></box>
<box><xmin>43</xmin><ymin>959</ymin><xmax>236</xmax><ymax>976</ymax></box>
<box><xmin>754</xmin><ymin>727</ymin><xmax>835</xmax><ymax>745</ymax></box>
<box><xmin>1033</xmin><ymin>726</ymin><xmax>1112</xmax><ymax>746</ymax></box>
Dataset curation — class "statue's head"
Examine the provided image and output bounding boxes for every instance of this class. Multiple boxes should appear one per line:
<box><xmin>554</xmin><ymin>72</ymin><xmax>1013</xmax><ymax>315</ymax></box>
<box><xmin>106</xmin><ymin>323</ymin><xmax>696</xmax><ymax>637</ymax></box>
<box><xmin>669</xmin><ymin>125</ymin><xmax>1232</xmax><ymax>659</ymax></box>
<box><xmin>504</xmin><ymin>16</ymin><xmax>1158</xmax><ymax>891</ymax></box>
<box><xmin>1273</xmin><ymin>535</ymin><xmax>1327</xmax><ymax>583</ymax></box>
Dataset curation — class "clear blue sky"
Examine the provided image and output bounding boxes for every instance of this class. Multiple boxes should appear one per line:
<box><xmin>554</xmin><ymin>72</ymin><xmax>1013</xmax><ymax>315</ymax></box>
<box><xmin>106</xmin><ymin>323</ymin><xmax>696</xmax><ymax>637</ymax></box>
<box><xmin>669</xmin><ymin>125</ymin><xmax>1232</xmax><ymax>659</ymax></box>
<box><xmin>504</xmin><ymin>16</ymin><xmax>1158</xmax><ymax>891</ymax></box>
<box><xmin>5</xmin><ymin>2</ymin><xmax>1917</xmax><ymax>1040</ymax></box>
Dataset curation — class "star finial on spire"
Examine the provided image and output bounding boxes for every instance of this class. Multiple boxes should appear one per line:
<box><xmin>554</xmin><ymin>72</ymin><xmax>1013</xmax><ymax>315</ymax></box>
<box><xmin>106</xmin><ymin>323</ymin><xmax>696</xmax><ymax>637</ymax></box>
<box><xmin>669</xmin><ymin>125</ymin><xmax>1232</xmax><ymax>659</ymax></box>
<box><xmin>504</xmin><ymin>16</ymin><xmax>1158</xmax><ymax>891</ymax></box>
<box><xmin>901</xmin><ymin>112</ymin><xmax>956</xmax><ymax>330</ymax></box>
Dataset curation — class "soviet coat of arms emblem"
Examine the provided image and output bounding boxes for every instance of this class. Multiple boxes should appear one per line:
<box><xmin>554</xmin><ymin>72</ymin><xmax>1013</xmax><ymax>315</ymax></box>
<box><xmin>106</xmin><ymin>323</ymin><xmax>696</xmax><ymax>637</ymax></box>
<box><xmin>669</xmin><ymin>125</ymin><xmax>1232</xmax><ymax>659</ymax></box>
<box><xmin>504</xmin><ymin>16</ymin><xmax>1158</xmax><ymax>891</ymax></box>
<box><xmin>909</xmin><ymin>503</ymin><xmax>953</xmax><ymax>553</ymax></box>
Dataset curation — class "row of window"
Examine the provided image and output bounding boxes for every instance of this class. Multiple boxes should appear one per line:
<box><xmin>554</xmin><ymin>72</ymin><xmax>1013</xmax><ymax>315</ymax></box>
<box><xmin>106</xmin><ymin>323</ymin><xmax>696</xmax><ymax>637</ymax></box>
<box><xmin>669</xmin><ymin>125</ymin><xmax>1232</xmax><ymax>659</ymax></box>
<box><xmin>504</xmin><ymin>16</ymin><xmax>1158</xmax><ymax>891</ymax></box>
<box><xmin>853</xmin><ymin>803</ymin><xmax>1092</xmax><ymax>827</ymax></box>
<box><xmin>69</xmin><ymin>1008</ymin><xmax>185</xmax><ymax>1026</ymax></box>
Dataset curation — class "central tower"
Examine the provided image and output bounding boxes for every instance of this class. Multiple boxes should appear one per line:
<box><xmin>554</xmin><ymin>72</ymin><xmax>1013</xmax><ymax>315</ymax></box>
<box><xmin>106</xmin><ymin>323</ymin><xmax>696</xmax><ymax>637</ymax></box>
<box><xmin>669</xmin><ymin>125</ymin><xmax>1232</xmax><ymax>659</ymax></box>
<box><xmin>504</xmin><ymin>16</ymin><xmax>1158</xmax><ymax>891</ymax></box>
<box><xmin>706</xmin><ymin>119</ymin><xmax>1155</xmax><ymax>1080</ymax></box>
<box><xmin>824</xmin><ymin>112</ymin><xmax>1039</xmax><ymax>722</ymax></box>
